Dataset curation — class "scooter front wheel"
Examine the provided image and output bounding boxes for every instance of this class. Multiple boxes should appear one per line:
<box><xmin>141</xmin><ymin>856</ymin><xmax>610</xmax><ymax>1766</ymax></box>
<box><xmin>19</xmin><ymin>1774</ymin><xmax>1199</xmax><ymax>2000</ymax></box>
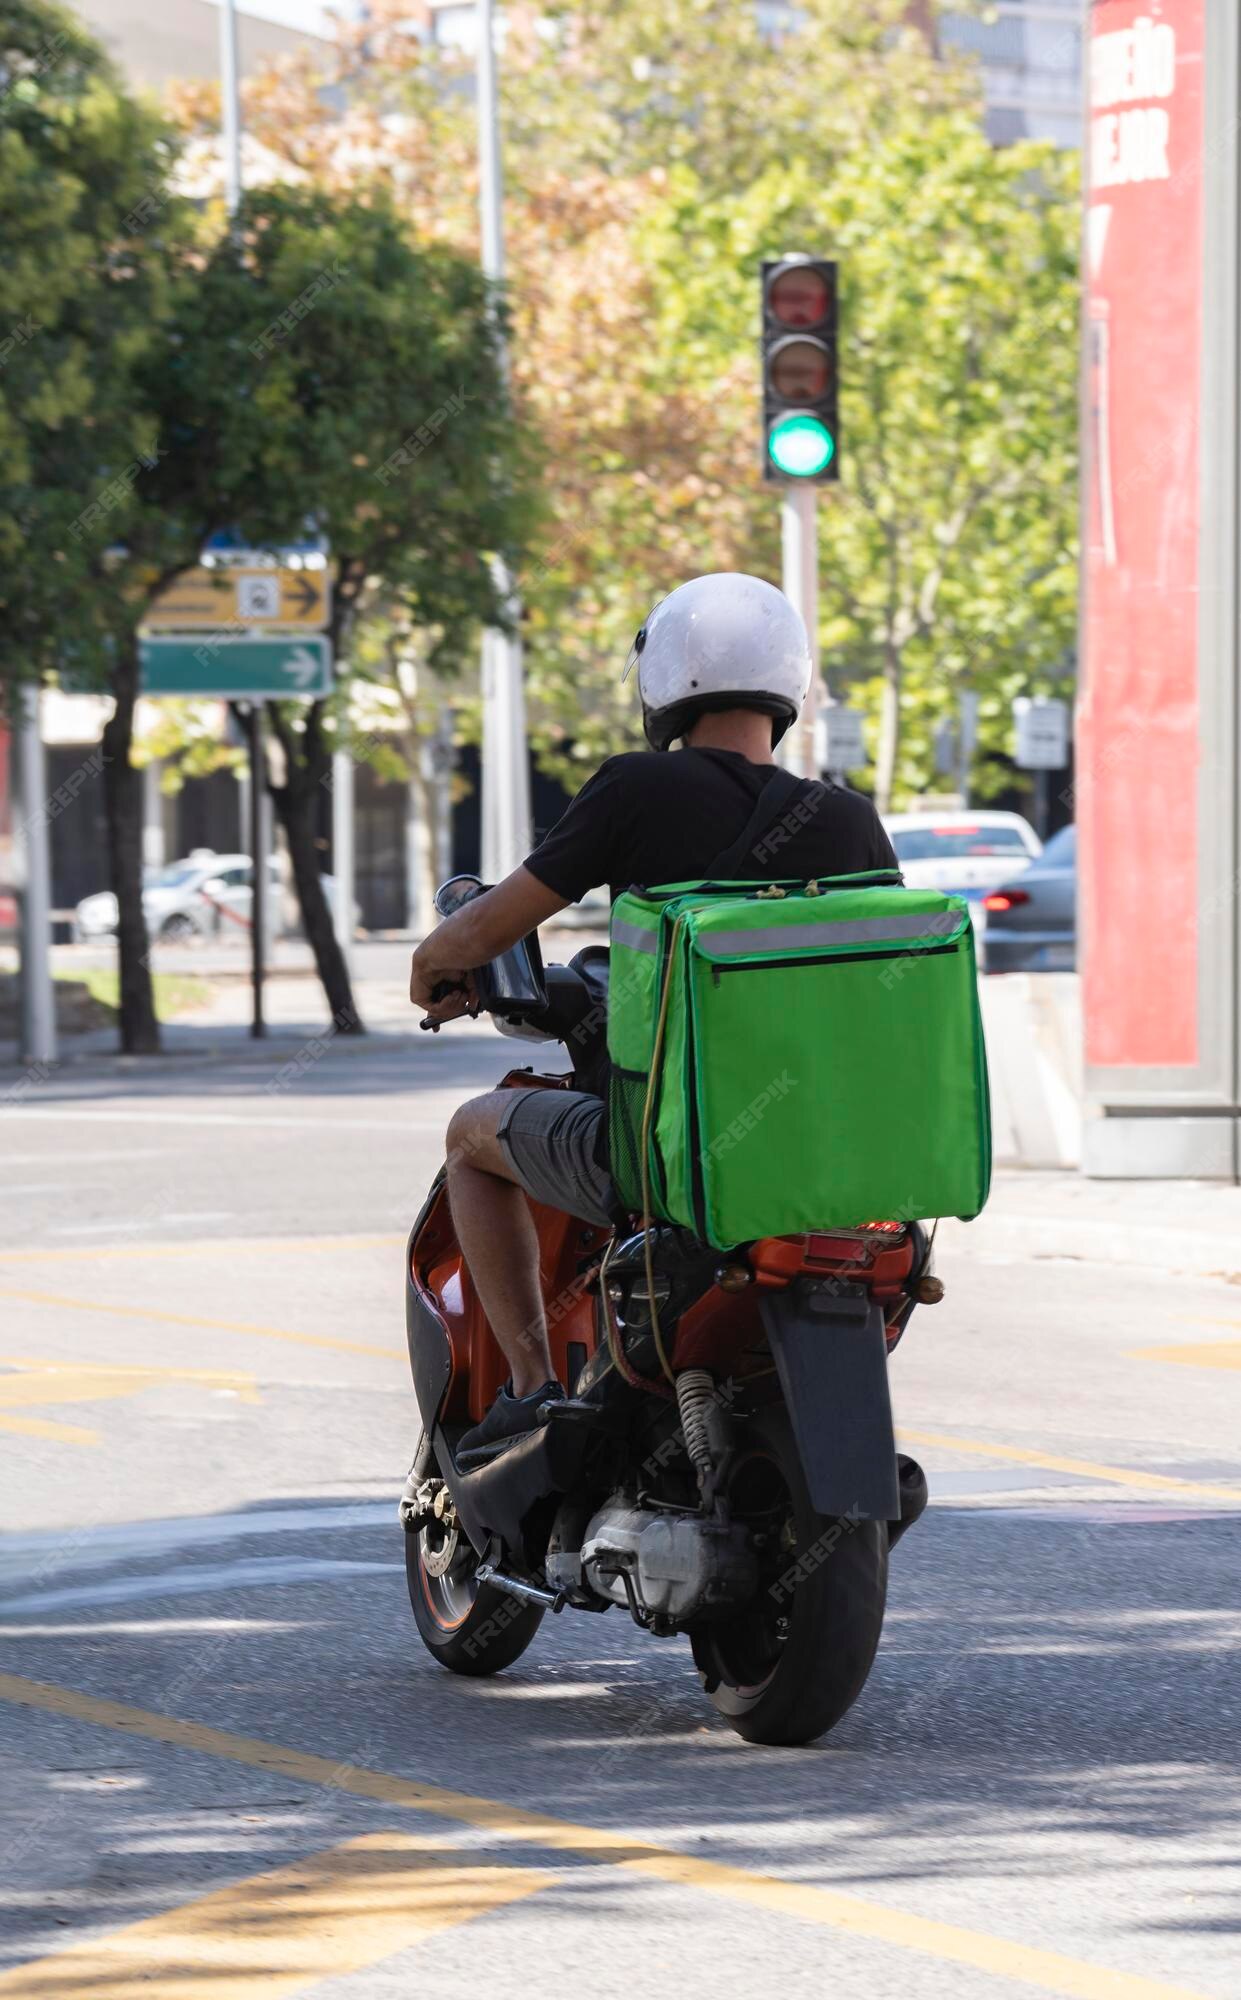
<box><xmin>406</xmin><ymin>1514</ymin><xmax>544</xmax><ymax>1677</ymax></box>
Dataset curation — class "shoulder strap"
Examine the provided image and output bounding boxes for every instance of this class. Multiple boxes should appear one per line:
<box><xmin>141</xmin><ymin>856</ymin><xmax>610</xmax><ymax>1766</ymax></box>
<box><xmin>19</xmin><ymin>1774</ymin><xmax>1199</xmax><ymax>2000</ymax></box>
<box><xmin>707</xmin><ymin>767</ymin><xmax>813</xmax><ymax>879</ymax></box>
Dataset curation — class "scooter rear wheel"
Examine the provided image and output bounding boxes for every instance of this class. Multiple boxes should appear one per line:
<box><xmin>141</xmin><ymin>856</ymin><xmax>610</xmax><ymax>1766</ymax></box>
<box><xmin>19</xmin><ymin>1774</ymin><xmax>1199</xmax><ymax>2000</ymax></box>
<box><xmin>690</xmin><ymin>1405</ymin><xmax>888</xmax><ymax>1745</ymax></box>
<box><xmin>406</xmin><ymin>1517</ymin><xmax>544</xmax><ymax>1677</ymax></box>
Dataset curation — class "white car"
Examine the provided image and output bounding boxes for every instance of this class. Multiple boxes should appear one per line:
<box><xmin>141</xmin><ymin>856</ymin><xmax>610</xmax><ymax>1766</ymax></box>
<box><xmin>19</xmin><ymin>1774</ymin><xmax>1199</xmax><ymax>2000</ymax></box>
<box><xmin>73</xmin><ymin>851</ymin><xmax>343</xmax><ymax>944</ymax></box>
<box><xmin>883</xmin><ymin>811</ymin><xmax>1042</xmax><ymax>906</ymax></box>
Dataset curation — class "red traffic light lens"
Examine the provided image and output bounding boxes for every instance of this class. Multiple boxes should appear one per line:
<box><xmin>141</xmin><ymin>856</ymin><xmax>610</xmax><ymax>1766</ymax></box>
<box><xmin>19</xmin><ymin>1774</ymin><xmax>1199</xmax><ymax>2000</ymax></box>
<box><xmin>769</xmin><ymin>336</ymin><xmax>832</xmax><ymax>402</ymax></box>
<box><xmin>768</xmin><ymin>266</ymin><xmax>831</xmax><ymax>328</ymax></box>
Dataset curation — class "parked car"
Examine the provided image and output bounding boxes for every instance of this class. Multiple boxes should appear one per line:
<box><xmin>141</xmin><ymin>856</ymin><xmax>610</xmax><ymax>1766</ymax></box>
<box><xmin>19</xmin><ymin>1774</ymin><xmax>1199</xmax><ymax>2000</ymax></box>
<box><xmin>884</xmin><ymin>810</ymin><xmax>1042</xmax><ymax>905</ymax></box>
<box><xmin>74</xmin><ymin>852</ymin><xmax>283</xmax><ymax>943</ymax></box>
<box><xmin>75</xmin><ymin>851</ymin><xmax>358</xmax><ymax>944</ymax></box>
<box><xmin>980</xmin><ymin>823</ymin><xmax>1076</xmax><ymax>973</ymax></box>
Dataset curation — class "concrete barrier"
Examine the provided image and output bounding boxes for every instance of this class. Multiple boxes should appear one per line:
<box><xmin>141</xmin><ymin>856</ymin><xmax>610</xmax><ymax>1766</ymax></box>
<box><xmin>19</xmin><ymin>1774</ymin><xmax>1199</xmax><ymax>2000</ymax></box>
<box><xmin>980</xmin><ymin>973</ymin><xmax>1082</xmax><ymax>1170</ymax></box>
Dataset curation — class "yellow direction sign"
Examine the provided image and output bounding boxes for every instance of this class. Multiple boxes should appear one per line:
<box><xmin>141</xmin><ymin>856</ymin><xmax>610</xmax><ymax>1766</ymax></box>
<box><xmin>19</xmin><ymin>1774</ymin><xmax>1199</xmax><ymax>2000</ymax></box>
<box><xmin>144</xmin><ymin>565</ymin><xmax>331</xmax><ymax>632</ymax></box>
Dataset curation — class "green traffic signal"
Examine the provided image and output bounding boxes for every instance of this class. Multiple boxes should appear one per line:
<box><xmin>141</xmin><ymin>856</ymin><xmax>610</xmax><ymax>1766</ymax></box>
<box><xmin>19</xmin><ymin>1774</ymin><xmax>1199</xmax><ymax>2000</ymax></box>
<box><xmin>767</xmin><ymin>412</ymin><xmax>835</xmax><ymax>479</ymax></box>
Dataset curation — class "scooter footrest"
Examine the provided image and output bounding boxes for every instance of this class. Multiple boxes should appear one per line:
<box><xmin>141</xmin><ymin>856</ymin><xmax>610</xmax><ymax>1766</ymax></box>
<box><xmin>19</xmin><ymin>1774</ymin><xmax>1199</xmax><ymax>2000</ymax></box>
<box><xmin>539</xmin><ymin>1397</ymin><xmax>627</xmax><ymax>1437</ymax></box>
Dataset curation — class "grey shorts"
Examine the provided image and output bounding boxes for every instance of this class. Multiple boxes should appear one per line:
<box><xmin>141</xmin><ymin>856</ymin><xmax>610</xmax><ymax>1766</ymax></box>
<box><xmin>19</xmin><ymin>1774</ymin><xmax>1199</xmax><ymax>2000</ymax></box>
<box><xmin>496</xmin><ymin>1087</ymin><xmax>617</xmax><ymax>1227</ymax></box>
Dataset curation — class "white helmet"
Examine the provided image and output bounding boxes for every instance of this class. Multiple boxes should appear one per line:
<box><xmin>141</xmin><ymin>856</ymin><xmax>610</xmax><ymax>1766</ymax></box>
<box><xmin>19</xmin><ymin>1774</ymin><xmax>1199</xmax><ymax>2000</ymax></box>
<box><xmin>625</xmin><ymin>572</ymin><xmax>812</xmax><ymax>752</ymax></box>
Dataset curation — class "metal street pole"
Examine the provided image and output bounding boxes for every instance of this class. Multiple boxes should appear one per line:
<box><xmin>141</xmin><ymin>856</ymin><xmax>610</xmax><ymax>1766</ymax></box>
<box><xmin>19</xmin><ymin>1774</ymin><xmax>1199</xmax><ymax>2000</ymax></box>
<box><xmin>218</xmin><ymin>0</ymin><xmax>242</xmax><ymax>220</ymax></box>
<box><xmin>780</xmin><ymin>484</ymin><xmax>820</xmax><ymax>777</ymax></box>
<box><xmin>217</xmin><ymin>8</ymin><xmax>268</xmax><ymax>1035</ymax></box>
<box><xmin>14</xmin><ymin>685</ymin><xmax>56</xmax><ymax>1068</ymax></box>
<box><xmin>477</xmin><ymin>0</ymin><xmax>531</xmax><ymax>883</ymax></box>
<box><xmin>248</xmin><ymin>705</ymin><xmax>266</xmax><ymax>1038</ymax></box>
<box><xmin>956</xmin><ymin>689</ymin><xmax>979</xmax><ymax>810</ymax></box>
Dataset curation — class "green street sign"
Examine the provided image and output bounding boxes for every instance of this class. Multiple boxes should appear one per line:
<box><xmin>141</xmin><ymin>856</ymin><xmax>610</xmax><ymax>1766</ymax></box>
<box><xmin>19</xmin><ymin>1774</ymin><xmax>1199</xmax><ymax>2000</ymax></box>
<box><xmin>140</xmin><ymin>634</ymin><xmax>333</xmax><ymax>699</ymax></box>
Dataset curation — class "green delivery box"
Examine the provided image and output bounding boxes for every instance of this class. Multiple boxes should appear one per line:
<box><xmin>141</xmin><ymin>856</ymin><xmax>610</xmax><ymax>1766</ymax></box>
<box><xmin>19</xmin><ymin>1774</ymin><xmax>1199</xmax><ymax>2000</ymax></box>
<box><xmin>607</xmin><ymin>877</ymin><xmax>991</xmax><ymax>1249</ymax></box>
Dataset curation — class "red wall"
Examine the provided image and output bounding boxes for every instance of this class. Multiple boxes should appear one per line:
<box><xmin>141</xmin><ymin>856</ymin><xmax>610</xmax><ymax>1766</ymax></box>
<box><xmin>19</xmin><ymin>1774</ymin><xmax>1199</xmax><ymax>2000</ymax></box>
<box><xmin>1080</xmin><ymin>0</ymin><xmax>1205</xmax><ymax>1067</ymax></box>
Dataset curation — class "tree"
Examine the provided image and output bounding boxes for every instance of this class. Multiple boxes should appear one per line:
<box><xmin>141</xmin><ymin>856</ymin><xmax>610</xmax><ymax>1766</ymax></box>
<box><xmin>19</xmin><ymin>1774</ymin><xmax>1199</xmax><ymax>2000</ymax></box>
<box><xmin>635</xmin><ymin>130</ymin><xmax>1080</xmax><ymax>808</ymax></box>
<box><xmin>0</xmin><ymin>2</ymin><xmax>189</xmax><ymax>1049</ymax></box>
<box><xmin>3</xmin><ymin>5</ymin><xmax>534</xmax><ymax>1051</ymax></box>
<box><xmin>146</xmin><ymin>186</ymin><xmax>535</xmax><ymax>1022</ymax></box>
<box><xmin>173</xmin><ymin>0</ymin><xmax>1075</xmax><ymax>808</ymax></box>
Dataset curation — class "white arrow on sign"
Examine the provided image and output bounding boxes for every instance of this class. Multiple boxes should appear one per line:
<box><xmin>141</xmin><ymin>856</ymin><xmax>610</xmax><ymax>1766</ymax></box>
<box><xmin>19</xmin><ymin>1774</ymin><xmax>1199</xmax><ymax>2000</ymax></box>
<box><xmin>285</xmin><ymin>646</ymin><xmax>321</xmax><ymax>689</ymax></box>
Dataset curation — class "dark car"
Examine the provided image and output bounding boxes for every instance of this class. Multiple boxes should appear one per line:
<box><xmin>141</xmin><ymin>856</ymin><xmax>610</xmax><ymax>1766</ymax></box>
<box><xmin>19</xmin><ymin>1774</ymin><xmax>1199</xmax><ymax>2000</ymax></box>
<box><xmin>981</xmin><ymin>823</ymin><xmax>1076</xmax><ymax>973</ymax></box>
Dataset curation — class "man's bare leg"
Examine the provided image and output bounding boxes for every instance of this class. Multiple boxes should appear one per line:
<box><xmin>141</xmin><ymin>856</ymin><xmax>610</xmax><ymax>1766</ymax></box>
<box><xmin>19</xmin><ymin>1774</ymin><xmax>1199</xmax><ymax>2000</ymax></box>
<box><xmin>445</xmin><ymin>1091</ymin><xmax>557</xmax><ymax>1398</ymax></box>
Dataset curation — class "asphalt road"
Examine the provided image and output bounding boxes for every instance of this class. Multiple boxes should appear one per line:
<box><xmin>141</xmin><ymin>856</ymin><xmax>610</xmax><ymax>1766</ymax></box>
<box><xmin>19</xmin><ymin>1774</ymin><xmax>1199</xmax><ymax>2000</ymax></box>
<box><xmin>0</xmin><ymin>1021</ymin><xmax>1238</xmax><ymax>2000</ymax></box>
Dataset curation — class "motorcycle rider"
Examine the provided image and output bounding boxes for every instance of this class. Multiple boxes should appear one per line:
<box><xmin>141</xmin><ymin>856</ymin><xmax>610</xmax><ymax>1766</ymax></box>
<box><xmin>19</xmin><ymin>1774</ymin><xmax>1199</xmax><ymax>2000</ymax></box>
<box><xmin>408</xmin><ymin>572</ymin><xmax>897</xmax><ymax>1463</ymax></box>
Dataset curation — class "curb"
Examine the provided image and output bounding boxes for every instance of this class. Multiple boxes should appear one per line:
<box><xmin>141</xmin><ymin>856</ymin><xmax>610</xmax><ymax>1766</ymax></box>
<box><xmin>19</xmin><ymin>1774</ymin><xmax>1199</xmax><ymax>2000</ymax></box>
<box><xmin>938</xmin><ymin>1210</ymin><xmax>1241</xmax><ymax>1284</ymax></box>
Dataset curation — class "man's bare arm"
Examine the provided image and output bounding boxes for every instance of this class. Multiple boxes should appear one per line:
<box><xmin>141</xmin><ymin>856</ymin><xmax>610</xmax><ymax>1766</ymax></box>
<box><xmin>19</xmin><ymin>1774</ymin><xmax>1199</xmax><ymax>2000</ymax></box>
<box><xmin>409</xmin><ymin>866</ymin><xmax>569</xmax><ymax>1016</ymax></box>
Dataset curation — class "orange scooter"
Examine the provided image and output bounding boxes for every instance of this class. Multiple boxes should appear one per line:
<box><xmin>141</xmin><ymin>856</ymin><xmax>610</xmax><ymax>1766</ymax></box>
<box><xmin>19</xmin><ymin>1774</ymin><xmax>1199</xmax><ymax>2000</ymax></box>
<box><xmin>401</xmin><ymin>894</ymin><xmax>936</xmax><ymax>1745</ymax></box>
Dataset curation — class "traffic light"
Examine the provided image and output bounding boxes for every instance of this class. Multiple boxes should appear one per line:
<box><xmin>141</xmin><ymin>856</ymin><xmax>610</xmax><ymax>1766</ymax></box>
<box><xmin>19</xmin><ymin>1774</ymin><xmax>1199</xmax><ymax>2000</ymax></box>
<box><xmin>760</xmin><ymin>257</ymin><xmax>838</xmax><ymax>483</ymax></box>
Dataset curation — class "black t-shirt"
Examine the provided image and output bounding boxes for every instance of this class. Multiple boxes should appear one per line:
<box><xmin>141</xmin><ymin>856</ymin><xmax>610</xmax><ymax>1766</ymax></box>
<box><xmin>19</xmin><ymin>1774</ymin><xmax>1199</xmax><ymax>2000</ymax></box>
<box><xmin>525</xmin><ymin>748</ymin><xmax>897</xmax><ymax>904</ymax></box>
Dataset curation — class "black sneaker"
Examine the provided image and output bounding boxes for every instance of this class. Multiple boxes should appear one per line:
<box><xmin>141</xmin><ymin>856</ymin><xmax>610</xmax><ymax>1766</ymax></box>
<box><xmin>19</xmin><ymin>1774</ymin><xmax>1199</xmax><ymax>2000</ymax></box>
<box><xmin>456</xmin><ymin>1381</ymin><xmax>564</xmax><ymax>1468</ymax></box>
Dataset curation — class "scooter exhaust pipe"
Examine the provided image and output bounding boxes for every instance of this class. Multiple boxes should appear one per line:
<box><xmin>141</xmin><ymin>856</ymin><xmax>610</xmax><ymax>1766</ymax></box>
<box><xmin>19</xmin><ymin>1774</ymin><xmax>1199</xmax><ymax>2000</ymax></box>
<box><xmin>475</xmin><ymin>1562</ymin><xmax>566</xmax><ymax>1612</ymax></box>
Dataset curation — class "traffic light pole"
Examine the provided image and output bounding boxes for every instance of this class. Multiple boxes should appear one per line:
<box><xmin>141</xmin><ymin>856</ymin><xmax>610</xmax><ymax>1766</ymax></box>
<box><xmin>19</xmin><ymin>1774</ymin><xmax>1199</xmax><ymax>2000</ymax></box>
<box><xmin>248</xmin><ymin>703</ymin><xmax>266</xmax><ymax>1039</ymax></box>
<box><xmin>780</xmin><ymin>483</ymin><xmax>821</xmax><ymax>778</ymax></box>
<box><xmin>476</xmin><ymin>0</ymin><xmax>531</xmax><ymax>883</ymax></box>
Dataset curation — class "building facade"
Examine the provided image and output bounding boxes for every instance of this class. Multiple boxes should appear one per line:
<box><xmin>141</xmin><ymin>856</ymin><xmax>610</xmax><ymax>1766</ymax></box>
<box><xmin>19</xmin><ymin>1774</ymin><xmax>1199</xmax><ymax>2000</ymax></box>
<box><xmin>941</xmin><ymin>2</ymin><xmax>1084</xmax><ymax>148</ymax></box>
<box><xmin>73</xmin><ymin>0</ymin><xmax>332</xmax><ymax>90</ymax></box>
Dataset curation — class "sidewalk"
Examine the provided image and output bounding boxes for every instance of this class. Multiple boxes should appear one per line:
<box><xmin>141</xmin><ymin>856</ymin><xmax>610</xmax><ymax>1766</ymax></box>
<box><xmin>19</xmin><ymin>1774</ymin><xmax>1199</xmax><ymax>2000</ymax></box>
<box><xmin>940</xmin><ymin>1168</ymin><xmax>1241</xmax><ymax>1282</ymax></box>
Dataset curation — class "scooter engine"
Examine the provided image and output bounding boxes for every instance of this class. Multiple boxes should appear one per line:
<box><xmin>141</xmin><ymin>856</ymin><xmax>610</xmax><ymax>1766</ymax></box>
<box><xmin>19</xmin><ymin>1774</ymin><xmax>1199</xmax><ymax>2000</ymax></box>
<box><xmin>547</xmin><ymin>1498</ymin><xmax>757</xmax><ymax>1626</ymax></box>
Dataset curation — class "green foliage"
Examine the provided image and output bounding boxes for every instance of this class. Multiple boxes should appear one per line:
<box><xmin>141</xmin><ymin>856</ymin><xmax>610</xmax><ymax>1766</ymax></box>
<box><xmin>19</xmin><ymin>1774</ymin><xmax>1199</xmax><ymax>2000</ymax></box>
<box><xmin>629</xmin><ymin>119</ymin><xmax>1080</xmax><ymax>802</ymax></box>
<box><xmin>493</xmin><ymin>2</ymin><xmax>1078</xmax><ymax>802</ymax></box>
<box><xmin>0</xmin><ymin>0</ymin><xmax>180</xmax><ymax>694</ymax></box>
<box><xmin>142</xmin><ymin>186</ymin><xmax>536</xmax><ymax>670</ymax></box>
<box><xmin>1</xmin><ymin>3</ymin><xmax>536</xmax><ymax>702</ymax></box>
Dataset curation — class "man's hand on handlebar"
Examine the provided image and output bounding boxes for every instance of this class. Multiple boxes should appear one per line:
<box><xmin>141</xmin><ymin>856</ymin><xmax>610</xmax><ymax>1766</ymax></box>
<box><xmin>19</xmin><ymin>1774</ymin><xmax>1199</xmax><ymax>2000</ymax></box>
<box><xmin>409</xmin><ymin>951</ymin><xmax>476</xmax><ymax>1025</ymax></box>
<box><xmin>409</xmin><ymin>866</ymin><xmax>569</xmax><ymax>1029</ymax></box>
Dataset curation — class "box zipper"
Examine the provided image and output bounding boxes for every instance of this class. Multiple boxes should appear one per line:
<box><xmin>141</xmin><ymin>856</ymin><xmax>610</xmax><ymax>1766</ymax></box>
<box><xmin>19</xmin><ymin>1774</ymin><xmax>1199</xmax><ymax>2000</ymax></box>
<box><xmin>707</xmin><ymin>937</ymin><xmax>962</xmax><ymax>986</ymax></box>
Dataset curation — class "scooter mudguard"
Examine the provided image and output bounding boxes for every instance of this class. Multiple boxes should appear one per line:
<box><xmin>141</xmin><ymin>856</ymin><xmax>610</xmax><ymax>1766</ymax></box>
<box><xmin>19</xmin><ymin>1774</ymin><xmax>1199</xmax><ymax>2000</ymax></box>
<box><xmin>759</xmin><ymin>1283</ymin><xmax>901</xmax><ymax>1522</ymax></box>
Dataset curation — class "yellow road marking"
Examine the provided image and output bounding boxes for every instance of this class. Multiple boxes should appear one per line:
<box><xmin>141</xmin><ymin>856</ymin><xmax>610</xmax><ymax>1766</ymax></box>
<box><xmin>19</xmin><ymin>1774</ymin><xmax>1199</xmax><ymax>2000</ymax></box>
<box><xmin>1131</xmin><ymin>1340</ymin><xmax>1241</xmax><ymax>1373</ymax></box>
<box><xmin>0</xmin><ymin>1232</ymin><xmax>404</xmax><ymax>1267</ymax></box>
<box><xmin>901</xmin><ymin>1428</ymin><xmax>1241</xmax><ymax>1505</ymax></box>
<box><xmin>0</xmin><ymin>1672</ymin><xmax>1210</xmax><ymax>2000</ymax></box>
<box><xmin>0</xmin><ymin>1289</ymin><xmax>397</xmax><ymax>1362</ymax></box>
<box><xmin>0</xmin><ymin>1356</ymin><xmax>261</xmax><ymax>1448</ymax></box>
<box><xmin>0</xmin><ymin>1831</ymin><xmax>550</xmax><ymax>1998</ymax></box>
<box><xmin>0</xmin><ymin>1413</ymin><xmax>99</xmax><ymax>1446</ymax></box>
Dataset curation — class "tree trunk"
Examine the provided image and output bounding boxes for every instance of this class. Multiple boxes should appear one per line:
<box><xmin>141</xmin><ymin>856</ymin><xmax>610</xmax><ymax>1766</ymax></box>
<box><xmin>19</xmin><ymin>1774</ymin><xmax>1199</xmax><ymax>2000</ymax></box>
<box><xmin>874</xmin><ymin>645</ymin><xmax>902</xmax><ymax>817</ymax></box>
<box><xmin>102</xmin><ymin>638</ymin><xmax>160</xmax><ymax>1054</ymax></box>
<box><xmin>269</xmin><ymin>736</ymin><xmax>364</xmax><ymax>1034</ymax></box>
